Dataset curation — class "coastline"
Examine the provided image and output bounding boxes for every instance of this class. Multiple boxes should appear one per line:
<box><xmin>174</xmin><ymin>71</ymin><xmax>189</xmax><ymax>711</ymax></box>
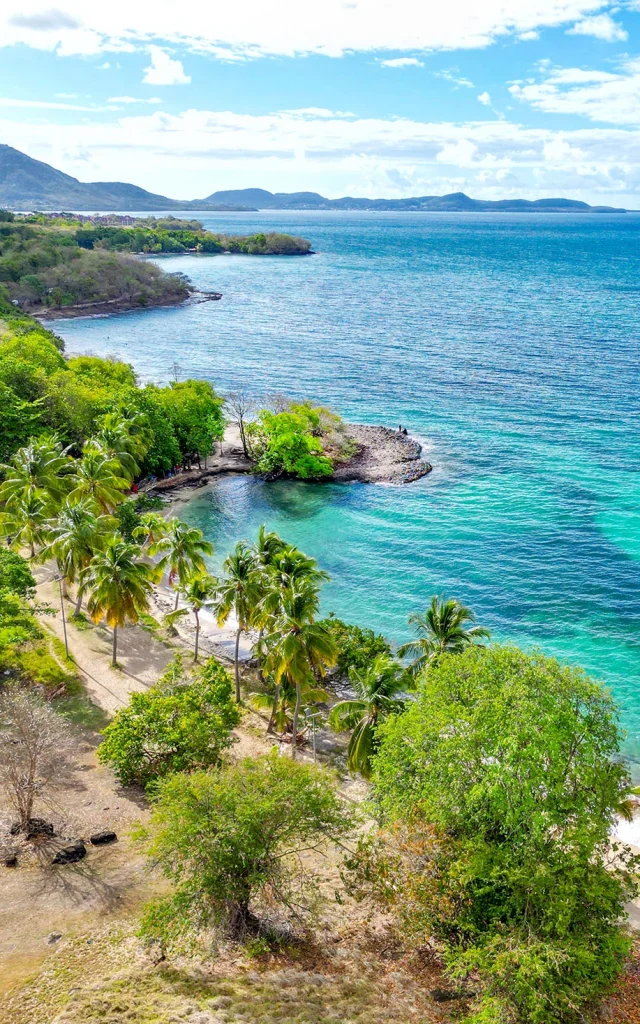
<box><xmin>34</xmin><ymin>289</ymin><xmax>222</xmax><ymax>321</ymax></box>
<box><xmin>144</xmin><ymin>422</ymin><xmax>432</xmax><ymax>498</ymax></box>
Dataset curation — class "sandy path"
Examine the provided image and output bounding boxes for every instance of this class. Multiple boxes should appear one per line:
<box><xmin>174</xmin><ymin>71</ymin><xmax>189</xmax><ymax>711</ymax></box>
<box><xmin>33</xmin><ymin>567</ymin><xmax>174</xmax><ymax>715</ymax></box>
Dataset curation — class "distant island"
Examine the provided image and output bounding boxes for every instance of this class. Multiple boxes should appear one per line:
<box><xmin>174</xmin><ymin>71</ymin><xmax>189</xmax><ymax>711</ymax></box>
<box><xmin>0</xmin><ymin>144</ymin><xmax>627</xmax><ymax>214</ymax></box>
<box><xmin>0</xmin><ymin>211</ymin><xmax>311</xmax><ymax>317</ymax></box>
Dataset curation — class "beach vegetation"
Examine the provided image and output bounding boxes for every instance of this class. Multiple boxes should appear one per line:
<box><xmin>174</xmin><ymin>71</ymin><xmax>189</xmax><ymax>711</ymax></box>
<box><xmin>348</xmin><ymin>645</ymin><xmax>640</xmax><ymax>1023</ymax></box>
<box><xmin>170</xmin><ymin>569</ymin><xmax>218</xmax><ymax>662</ymax></box>
<box><xmin>328</xmin><ymin>654</ymin><xmax>410</xmax><ymax>777</ymax></box>
<box><xmin>213</xmin><ymin>541</ymin><xmax>263</xmax><ymax>700</ymax></box>
<box><xmin>148</xmin><ymin>517</ymin><xmax>214</xmax><ymax>611</ymax></box>
<box><xmin>397</xmin><ymin>594</ymin><xmax>490</xmax><ymax>676</ymax></box>
<box><xmin>97</xmin><ymin>656</ymin><xmax>239</xmax><ymax>787</ymax></box>
<box><xmin>135</xmin><ymin>752</ymin><xmax>352</xmax><ymax>943</ymax></box>
<box><xmin>320</xmin><ymin>613</ymin><xmax>392</xmax><ymax>676</ymax></box>
<box><xmin>81</xmin><ymin>536</ymin><xmax>157</xmax><ymax>666</ymax></box>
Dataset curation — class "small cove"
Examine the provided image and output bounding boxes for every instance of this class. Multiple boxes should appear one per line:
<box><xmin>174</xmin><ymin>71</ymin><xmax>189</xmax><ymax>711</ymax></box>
<box><xmin>49</xmin><ymin>210</ymin><xmax>640</xmax><ymax>768</ymax></box>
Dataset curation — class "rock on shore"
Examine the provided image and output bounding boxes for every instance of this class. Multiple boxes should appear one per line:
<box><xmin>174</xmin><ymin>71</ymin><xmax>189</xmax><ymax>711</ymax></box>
<box><xmin>335</xmin><ymin>425</ymin><xmax>432</xmax><ymax>484</ymax></box>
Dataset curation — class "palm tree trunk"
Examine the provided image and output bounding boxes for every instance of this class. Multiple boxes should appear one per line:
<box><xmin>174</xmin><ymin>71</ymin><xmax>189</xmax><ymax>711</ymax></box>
<box><xmin>174</xmin><ymin>590</ymin><xmax>180</xmax><ymax>611</ymax></box>
<box><xmin>112</xmin><ymin>625</ymin><xmax>118</xmax><ymax>667</ymax></box>
<box><xmin>291</xmin><ymin>681</ymin><xmax>301</xmax><ymax>760</ymax></box>
<box><xmin>194</xmin><ymin>609</ymin><xmax>200</xmax><ymax>663</ymax></box>
<box><xmin>30</xmin><ymin>541</ymin><xmax>35</xmax><ymax>559</ymax></box>
<box><xmin>267</xmin><ymin>682</ymin><xmax>280</xmax><ymax>735</ymax></box>
<box><xmin>74</xmin><ymin>590</ymin><xmax>83</xmax><ymax>615</ymax></box>
<box><xmin>234</xmin><ymin>626</ymin><xmax>241</xmax><ymax>702</ymax></box>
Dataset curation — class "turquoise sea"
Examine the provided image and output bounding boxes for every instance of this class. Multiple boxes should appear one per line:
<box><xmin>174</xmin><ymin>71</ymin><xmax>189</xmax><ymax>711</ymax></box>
<box><xmin>50</xmin><ymin>212</ymin><xmax>640</xmax><ymax>767</ymax></box>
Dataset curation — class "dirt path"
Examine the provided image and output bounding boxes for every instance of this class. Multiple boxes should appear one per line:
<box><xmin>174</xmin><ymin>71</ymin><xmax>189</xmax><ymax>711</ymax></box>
<box><xmin>33</xmin><ymin>567</ymin><xmax>174</xmax><ymax>715</ymax></box>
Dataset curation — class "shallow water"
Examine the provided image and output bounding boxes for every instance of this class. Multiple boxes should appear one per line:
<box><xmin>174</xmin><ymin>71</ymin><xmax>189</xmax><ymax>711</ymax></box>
<box><xmin>51</xmin><ymin>211</ymin><xmax>640</xmax><ymax>768</ymax></box>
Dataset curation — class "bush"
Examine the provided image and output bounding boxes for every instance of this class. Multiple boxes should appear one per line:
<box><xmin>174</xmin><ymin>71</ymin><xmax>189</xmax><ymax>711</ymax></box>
<box><xmin>355</xmin><ymin>645</ymin><xmax>640</xmax><ymax>1024</ymax></box>
<box><xmin>136</xmin><ymin>751</ymin><xmax>354</xmax><ymax>943</ymax></box>
<box><xmin>97</xmin><ymin>658</ymin><xmax>240</xmax><ymax>787</ymax></box>
<box><xmin>0</xmin><ymin>549</ymin><xmax>36</xmax><ymax>598</ymax></box>
<box><xmin>320</xmin><ymin>614</ymin><xmax>391</xmax><ymax>676</ymax></box>
<box><xmin>247</xmin><ymin>406</ymin><xmax>333</xmax><ymax>480</ymax></box>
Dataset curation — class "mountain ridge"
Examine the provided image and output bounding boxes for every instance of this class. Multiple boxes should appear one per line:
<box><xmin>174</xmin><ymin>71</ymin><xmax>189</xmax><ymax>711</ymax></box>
<box><xmin>0</xmin><ymin>144</ymin><xmax>628</xmax><ymax>213</ymax></box>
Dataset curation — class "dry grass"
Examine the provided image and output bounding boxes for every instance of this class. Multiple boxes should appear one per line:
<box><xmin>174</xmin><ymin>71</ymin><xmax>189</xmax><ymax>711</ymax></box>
<box><xmin>1</xmin><ymin>923</ymin><xmax>456</xmax><ymax>1024</ymax></box>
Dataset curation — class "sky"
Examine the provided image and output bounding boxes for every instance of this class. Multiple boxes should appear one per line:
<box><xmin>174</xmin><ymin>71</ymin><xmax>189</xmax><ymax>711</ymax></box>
<box><xmin>1</xmin><ymin>2</ymin><xmax>640</xmax><ymax>204</ymax></box>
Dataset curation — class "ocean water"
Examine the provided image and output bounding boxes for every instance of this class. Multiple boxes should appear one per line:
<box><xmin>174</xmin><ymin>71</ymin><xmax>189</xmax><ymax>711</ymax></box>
<box><xmin>50</xmin><ymin>212</ymin><xmax>640</xmax><ymax>768</ymax></box>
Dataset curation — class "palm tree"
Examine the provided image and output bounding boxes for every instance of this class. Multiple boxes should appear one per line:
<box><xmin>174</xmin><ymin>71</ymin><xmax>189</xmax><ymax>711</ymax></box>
<box><xmin>149</xmin><ymin>517</ymin><xmax>214</xmax><ymax>610</ymax></box>
<box><xmin>42</xmin><ymin>498</ymin><xmax>110</xmax><ymax>613</ymax></box>
<box><xmin>250</xmin><ymin>675</ymin><xmax>329</xmax><ymax>737</ymax></box>
<box><xmin>93</xmin><ymin>412</ymin><xmax>146</xmax><ymax>483</ymax></box>
<box><xmin>0</xmin><ymin>491</ymin><xmax>49</xmax><ymax>558</ymax></box>
<box><xmin>254</xmin><ymin>524</ymin><xmax>287</xmax><ymax>568</ymax></box>
<box><xmin>328</xmin><ymin>655</ymin><xmax>409</xmax><ymax>777</ymax></box>
<box><xmin>398</xmin><ymin>596</ymin><xmax>490</xmax><ymax>676</ymax></box>
<box><xmin>213</xmin><ymin>542</ymin><xmax>262</xmax><ymax>701</ymax></box>
<box><xmin>70</xmin><ymin>446</ymin><xmax>129</xmax><ymax>513</ymax></box>
<box><xmin>132</xmin><ymin>512</ymin><xmax>169</xmax><ymax>547</ymax></box>
<box><xmin>174</xmin><ymin>570</ymin><xmax>217</xmax><ymax>662</ymax></box>
<box><xmin>0</xmin><ymin>435</ymin><xmax>71</xmax><ymax>510</ymax></box>
<box><xmin>81</xmin><ymin>537</ymin><xmax>157</xmax><ymax>667</ymax></box>
<box><xmin>266</xmin><ymin>583</ymin><xmax>337</xmax><ymax>758</ymax></box>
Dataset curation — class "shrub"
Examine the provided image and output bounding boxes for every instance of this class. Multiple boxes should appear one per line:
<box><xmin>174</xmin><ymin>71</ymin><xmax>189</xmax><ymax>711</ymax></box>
<box><xmin>354</xmin><ymin>645</ymin><xmax>640</xmax><ymax>1024</ymax></box>
<box><xmin>320</xmin><ymin>614</ymin><xmax>391</xmax><ymax>676</ymax></box>
<box><xmin>97</xmin><ymin>658</ymin><xmax>240</xmax><ymax>787</ymax></box>
<box><xmin>136</xmin><ymin>751</ymin><xmax>354</xmax><ymax>943</ymax></box>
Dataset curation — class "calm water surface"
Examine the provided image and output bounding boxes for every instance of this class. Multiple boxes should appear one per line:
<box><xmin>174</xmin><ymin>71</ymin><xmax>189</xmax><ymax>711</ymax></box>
<box><xmin>51</xmin><ymin>212</ymin><xmax>640</xmax><ymax>767</ymax></box>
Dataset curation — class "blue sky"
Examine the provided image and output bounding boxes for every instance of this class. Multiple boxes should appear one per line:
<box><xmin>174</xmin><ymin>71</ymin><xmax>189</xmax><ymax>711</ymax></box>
<box><xmin>1</xmin><ymin>2</ymin><xmax>640</xmax><ymax>204</ymax></box>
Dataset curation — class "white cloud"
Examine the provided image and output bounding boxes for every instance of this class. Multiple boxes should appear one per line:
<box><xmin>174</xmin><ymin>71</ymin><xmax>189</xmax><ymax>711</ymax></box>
<box><xmin>567</xmin><ymin>14</ymin><xmax>628</xmax><ymax>41</ymax></box>
<box><xmin>97</xmin><ymin>61</ymin><xmax>110</xmax><ymax>69</ymax></box>
<box><xmin>143</xmin><ymin>46</ymin><xmax>190</xmax><ymax>85</ymax></box>
<box><xmin>4</xmin><ymin>103</ymin><xmax>640</xmax><ymax>207</ymax></box>
<box><xmin>437</xmin><ymin>68</ymin><xmax>475</xmax><ymax>87</ymax></box>
<box><xmin>0</xmin><ymin>97</ymin><xmax>111</xmax><ymax>111</ymax></box>
<box><xmin>478</xmin><ymin>91</ymin><xmax>492</xmax><ymax>105</ymax></box>
<box><xmin>510</xmin><ymin>58</ymin><xmax>640</xmax><ymax>125</ymax></box>
<box><xmin>379</xmin><ymin>57</ymin><xmax>424</xmax><ymax>68</ymax></box>
<box><xmin>0</xmin><ymin>1</ymin><xmax>613</xmax><ymax>60</ymax></box>
<box><xmin>108</xmin><ymin>95</ymin><xmax>163</xmax><ymax>104</ymax></box>
<box><xmin>518</xmin><ymin>30</ymin><xmax>540</xmax><ymax>40</ymax></box>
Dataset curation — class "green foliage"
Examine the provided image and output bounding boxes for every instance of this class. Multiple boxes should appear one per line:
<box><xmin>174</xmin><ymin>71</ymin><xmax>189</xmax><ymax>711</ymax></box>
<box><xmin>397</xmin><ymin>595</ymin><xmax>490</xmax><ymax>675</ymax></box>
<box><xmin>98</xmin><ymin>657</ymin><xmax>240</xmax><ymax>787</ymax></box>
<box><xmin>149</xmin><ymin>379</ymin><xmax>225</xmax><ymax>463</ymax></box>
<box><xmin>136</xmin><ymin>751</ymin><xmax>353</xmax><ymax>942</ymax></box>
<box><xmin>328</xmin><ymin>654</ymin><xmax>409</xmax><ymax>777</ymax></box>
<box><xmin>0</xmin><ymin>548</ymin><xmax>36</xmax><ymax>597</ymax></box>
<box><xmin>247</xmin><ymin>406</ymin><xmax>334</xmax><ymax>480</ymax></box>
<box><xmin>320</xmin><ymin>614</ymin><xmax>391</xmax><ymax>676</ymax></box>
<box><xmin>361</xmin><ymin>645</ymin><xmax>639</xmax><ymax>1023</ymax></box>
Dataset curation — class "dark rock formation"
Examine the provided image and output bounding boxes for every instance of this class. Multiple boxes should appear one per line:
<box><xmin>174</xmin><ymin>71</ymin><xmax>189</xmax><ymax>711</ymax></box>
<box><xmin>90</xmin><ymin>831</ymin><xmax>118</xmax><ymax>846</ymax></box>
<box><xmin>52</xmin><ymin>840</ymin><xmax>86</xmax><ymax>865</ymax></box>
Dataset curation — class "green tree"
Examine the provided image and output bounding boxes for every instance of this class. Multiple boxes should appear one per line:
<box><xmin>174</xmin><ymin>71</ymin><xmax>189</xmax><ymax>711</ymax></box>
<box><xmin>266</xmin><ymin>583</ymin><xmax>336</xmax><ymax>758</ymax></box>
<box><xmin>172</xmin><ymin>570</ymin><xmax>217</xmax><ymax>662</ymax></box>
<box><xmin>360</xmin><ymin>645</ymin><xmax>639</xmax><ymax>1024</ymax></box>
<box><xmin>43</xmin><ymin>497</ymin><xmax>110</xmax><ymax>613</ymax></box>
<box><xmin>0</xmin><ymin>435</ymin><xmax>70</xmax><ymax>510</ymax></box>
<box><xmin>132</xmin><ymin>511</ymin><xmax>169</xmax><ymax>547</ymax></box>
<box><xmin>149</xmin><ymin>517</ymin><xmax>213</xmax><ymax>610</ymax></box>
<box><xmin>0</xmin><ymin>490</ymin><xmax>49</xmax><ymax>558</ymax></box>
<box><xmin>81</xmin><ymin>536</ymin><xmax>156</xmax><ymax>666</ymax></box>
<box><xmin>70</xmin><ymin>445</ymin><xmax>130</xmax><ymax>513</ymax></box>
<box><xmin>0</xmin><ymin>549</ymin><xmax>36</xmax><ymax>597</ymax></box>
<box><xmin>98</xmin><ymin>658</ymin><xmax>240</xmax><ymax>786</ymax></box>
<box><xmin>320</xmin><ymin>615</ymin><xmax>392</xmax><ymax>677</ymax></box>
<box><xmin>398</xmin><ymin>595</ymin><xmax>490</xmax><ymax>676</ymax></box>
<box><xmin>93</xmin><ymin>410</ymin><xmax>146</xmax><ymax>482</ymax></box>
<box><xmin>247</xmin><ymin>408</ymin><xmax>333</xmax><ymax>480</ymax></box>
<box><xmin>328</xmin><ymin>655</ymin><xmax>409</xmax><ymax>777</ymax></box>
<box><xmin>136</xmin><ymin>752</ymin><xmax>353</xmax><ymax>942</ymax></box>
<box><xmin>214</xmin><ymin>542</ymin><xmax>262</xmax><ymax>702</ymax></box>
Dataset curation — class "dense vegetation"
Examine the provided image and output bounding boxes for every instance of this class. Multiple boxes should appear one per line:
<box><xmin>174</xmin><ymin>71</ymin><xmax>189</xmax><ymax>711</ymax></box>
<box><xmin>1</xmin><ymin>299</ymin><xmax>638</xmax><ymax>1023</ymax></box>
<box><xmin>0</xmin><ymin>213</ymin><xmax>311</xmax><ymax>312</ymax></box>
<box><xmin>0</xmin><ymin>302</ymin><xmax>224</xmax><ymax>471</ymax></box>
<box><xmin>348</xmin><ymin>646</ymin><xmax>640</xmax><ymax>1023</ymax></box>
